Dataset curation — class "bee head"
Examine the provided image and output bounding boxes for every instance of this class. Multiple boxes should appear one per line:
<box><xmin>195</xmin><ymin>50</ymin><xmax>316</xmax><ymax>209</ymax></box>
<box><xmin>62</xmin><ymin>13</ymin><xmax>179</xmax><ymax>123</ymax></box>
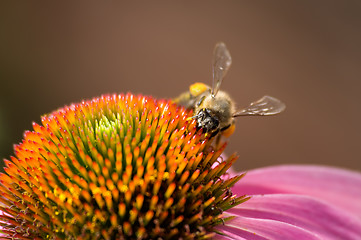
<box><xmin>195</xmin><ymin>108</ymin><xmax>220</xmax><ymax>133</ymax></box>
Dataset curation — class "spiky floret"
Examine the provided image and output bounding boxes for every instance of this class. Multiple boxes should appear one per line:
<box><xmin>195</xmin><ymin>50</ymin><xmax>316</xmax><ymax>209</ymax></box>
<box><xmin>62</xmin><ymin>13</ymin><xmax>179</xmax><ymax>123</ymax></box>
<box><xmin>0</xmin><ymin>93</ymin><xmax>248</xmax><ymax>239</ymax></box>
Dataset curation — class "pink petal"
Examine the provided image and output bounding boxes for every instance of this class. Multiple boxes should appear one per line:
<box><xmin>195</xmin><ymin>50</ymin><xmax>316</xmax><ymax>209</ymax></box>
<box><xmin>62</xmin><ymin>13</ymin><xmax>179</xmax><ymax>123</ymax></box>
<box><xmin>221</xmin><ymin>194</ymin><xmax>361</xmax><ymax>239</ymax></box>
<box><xmin>217</xmin><ymin>216</ymin><xmax>320</xmax><ymax>240</ymax></box>
<box><xmin>232</xmin><ymin>165</ymin><xmax>361</xmax><ymax>218</ymax></box>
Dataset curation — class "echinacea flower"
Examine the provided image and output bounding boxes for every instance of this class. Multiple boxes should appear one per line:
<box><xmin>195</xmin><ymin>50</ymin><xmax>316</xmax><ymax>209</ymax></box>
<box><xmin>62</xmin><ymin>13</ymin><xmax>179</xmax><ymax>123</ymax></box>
<box><xmin>0</xmin><ymin>94</ymin><xmax>247</xmax><ymax>239</ymax></box>
<box><xmin>0</xmin><ymin>93</ymin><xmax>360</xmax><ymax>240</ymax></box>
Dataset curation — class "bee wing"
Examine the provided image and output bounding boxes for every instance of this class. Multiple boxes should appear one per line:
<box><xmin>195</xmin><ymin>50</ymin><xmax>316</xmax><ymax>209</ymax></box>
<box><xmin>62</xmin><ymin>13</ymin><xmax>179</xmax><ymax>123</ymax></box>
<box><xmin>212</xmin><ymin>42</ymin><xmax>232</xmax><ymax>97</ymax></box>
<box><xmin>233</xmin><ymin>95</ymin><xmax>286</xmax><ymax>117</ymax></box>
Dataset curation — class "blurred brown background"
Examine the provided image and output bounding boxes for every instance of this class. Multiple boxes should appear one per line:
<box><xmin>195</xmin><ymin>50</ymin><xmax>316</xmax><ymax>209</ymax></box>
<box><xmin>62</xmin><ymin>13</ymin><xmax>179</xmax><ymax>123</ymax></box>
<box><xmin>0</xmin><ymin>1</ymin><xmax>360</xmax><ymax>172</ymax></box>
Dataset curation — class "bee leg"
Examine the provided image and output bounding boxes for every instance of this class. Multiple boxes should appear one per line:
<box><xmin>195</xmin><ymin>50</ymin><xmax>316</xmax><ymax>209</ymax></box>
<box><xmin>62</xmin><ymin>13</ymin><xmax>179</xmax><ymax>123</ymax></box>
<box><xmin>214</xmin><ymin>124</ymin><xmax>232</xmax><ymax>149</ymax></box>
<box><xmin>214</xmin><ymin>131</ymin><xmax>222</xmax><ymax>149</ymax></box>
<box><xmin>220</xmin><ymin>125</ymin><xmax>231</xmax><ymax>131</ymax></box>
<box><xmin>221</xmin><ymin>123</ymin><xmax>235</xmax><ymax>138</ymax></box>
<box><xmin>195</xmin><ymin>95</ymin><xmax>206</xmax><ymax>107</ymax></box>
<box><xmin>211</xmin><ymin>129</ymin><xmax>220</xmax><ymax>138</ymax></box>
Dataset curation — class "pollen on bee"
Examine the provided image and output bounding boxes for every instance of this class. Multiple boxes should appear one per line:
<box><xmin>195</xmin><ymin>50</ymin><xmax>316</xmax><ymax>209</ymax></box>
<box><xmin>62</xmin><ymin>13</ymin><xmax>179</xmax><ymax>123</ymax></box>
<box><xmin>189</xmin><ymin>82</ymin><xmax>208</xmax><ymax>96</ymax></box>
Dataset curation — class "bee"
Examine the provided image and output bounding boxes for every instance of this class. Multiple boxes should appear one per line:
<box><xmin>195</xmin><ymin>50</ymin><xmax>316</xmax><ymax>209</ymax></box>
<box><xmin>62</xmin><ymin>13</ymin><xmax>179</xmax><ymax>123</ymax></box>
<box><xmin>174</xmin><ymin>42</ymin><xmax>286</xmax><ymax>138</ymax></box>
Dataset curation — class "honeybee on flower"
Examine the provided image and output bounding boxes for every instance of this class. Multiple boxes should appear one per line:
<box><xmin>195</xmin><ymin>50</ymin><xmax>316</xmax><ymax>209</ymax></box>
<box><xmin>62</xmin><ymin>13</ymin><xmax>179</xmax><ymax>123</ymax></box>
<box><xmin>174</xmin><ymin>42</ymin><xmax>286</xmax><ymax>139</ymax></box>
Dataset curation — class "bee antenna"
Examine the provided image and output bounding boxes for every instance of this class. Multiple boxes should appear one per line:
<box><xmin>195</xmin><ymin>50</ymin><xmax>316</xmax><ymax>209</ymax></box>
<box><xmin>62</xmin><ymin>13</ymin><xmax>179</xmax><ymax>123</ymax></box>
<box><xmin>186</xmin><ymin>115</ymin><xmax>198</xmax><ymax>121</ymax></box>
